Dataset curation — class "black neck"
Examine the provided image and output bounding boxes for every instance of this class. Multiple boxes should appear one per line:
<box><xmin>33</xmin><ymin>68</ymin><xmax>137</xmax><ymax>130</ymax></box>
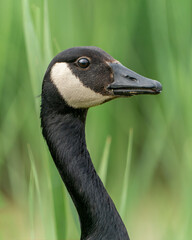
<box><xmin>41</xmin><ymin>100</ymin><xmax>130</xmax><ymax>240</ymax></box>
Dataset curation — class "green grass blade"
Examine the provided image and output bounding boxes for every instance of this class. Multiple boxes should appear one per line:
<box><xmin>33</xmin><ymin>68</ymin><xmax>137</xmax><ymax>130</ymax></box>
<box><xmin>98</xmin><ymin>136</ymin><xmax>112</xmax><ymax>186</ymax></box>
<box><xmin>32</xmin><ymin>4</ymin><xmax>41</xmax><ymax>42</ymax></box>
<box><xmin>50</xmin><ymin>166</ymin><xmax>68</xmax><ymax>240</ymax></box>
<box><xmin>22</xmin><ymin>0</ymin><xmax>43</xmax><ymax>108</ymax></box>
<box><xmin>68</xmin><ymin>195</ymin><xmax>81</xmax><ymax>235</ymax></box>
<box><xmin>28</xmin><ymin>170</ymin><xmax>35</xmax><ymax>240</ymax></box>
<box><xmin>28</xmin><ymin>145</ymin><xmax>57</xmax><ymax>240</ymax></box>
<box><xmin>120</xmin><ymin>129</ymin><xmax>133</xmax><ymax>219</ymax></box>
<box><xmin>27</xmin><ymin>145</ymin><xmax>42</xmax><ymax>239</ymax></box>
<box><xmin>28</xmin><ymin>145</ymin><xmax>41</xmax><ymax>197</ymax></box>
<box><xmin>43</xmin><ymin>0</ymin><xmax>53</xmax><ymax>65</ymax></box>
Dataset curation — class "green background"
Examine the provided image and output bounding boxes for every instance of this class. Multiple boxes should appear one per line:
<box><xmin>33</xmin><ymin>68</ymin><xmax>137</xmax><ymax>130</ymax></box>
<box><xmin>0</xmin><ymin>0</ymin><xmax>192</xmax><ymax>239</ymax></box>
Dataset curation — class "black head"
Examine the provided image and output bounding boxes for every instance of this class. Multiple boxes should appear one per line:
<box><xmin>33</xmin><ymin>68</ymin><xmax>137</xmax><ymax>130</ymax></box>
<box><xmin>42</xmin><ymin>46</ymin><xmax>162</xmax><ymax>110</ymax></box>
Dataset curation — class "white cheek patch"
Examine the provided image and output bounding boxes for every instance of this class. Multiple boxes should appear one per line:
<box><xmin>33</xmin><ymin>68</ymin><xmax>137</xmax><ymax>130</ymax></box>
<box><xmin>50</xmin><ymin>62</ymin><xmax>112</xmax><ymax>108</ymax></box>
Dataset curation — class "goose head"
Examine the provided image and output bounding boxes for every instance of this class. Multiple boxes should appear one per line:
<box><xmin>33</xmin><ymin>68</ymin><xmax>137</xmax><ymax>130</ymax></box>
<box><xmin>42</xmin><ymin>46</ymin><xmax>162</xmax><ymax>109</ymax></box>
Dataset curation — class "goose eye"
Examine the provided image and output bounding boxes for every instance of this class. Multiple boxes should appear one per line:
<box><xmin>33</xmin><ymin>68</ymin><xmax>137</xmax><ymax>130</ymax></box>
<box><xmin>77</xmin><ymin>58</ymin><xmax>90</xmax><ymax>68</ymax></box>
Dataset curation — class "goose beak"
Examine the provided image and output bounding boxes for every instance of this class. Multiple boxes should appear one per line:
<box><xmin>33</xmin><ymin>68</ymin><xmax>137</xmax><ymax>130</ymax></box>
<box><xmin>107</xmin><ymin>63</ymin><xmax>162</xmax><ymax>96</ymax></box>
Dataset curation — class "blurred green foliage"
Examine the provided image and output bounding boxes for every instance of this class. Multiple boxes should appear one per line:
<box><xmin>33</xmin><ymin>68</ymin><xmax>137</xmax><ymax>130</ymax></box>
<box><xmin>0</xmin><ymin>0</ymin><xmax>192</xmax><ymax>239</ymax></box>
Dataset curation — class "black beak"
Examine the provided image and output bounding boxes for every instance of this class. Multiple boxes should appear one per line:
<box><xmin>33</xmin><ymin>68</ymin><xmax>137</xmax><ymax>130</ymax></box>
<box><xmin>107</xmin><ymin>63</ymin><xmax>162</xmax><ymax>96</ymax></box>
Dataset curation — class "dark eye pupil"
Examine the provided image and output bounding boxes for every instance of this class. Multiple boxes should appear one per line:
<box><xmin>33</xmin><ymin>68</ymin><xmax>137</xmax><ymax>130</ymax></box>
<box><xmin>78</xmin><ymin>58</ymin><xmax>90</xmax><ymax>68</ymax></box>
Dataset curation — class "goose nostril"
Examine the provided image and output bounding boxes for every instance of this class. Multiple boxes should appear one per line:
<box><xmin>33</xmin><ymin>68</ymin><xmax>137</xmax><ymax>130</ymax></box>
<box><xmin>124</xmin><ymin>75</ymin><xmax>137</xmax><ymax>81</ymax></box>
<box><xmin>129</xmin><ymin>76</ymin><xmax>137</xmax><ymax>81</ymax></box>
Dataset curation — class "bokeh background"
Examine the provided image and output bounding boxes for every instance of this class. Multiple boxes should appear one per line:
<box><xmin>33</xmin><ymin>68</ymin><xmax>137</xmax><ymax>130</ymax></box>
<box><xmin>0</xmin><ymin>0</ymin><xmax>192</xmax><ymax>239</ymax></box>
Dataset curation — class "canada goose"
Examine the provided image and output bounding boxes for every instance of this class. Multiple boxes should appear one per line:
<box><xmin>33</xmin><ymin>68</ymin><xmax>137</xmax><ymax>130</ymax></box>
<box><xmin>40</xmin><ymin>46</ymin><xmax>162</xmax><ymax>240</ymax></box>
